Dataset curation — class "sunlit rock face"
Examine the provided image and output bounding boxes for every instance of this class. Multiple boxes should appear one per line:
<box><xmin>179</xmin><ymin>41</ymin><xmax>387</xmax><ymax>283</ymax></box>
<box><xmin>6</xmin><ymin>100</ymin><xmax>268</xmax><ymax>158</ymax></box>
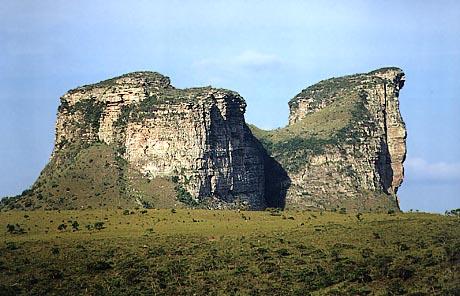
<box><xmin>51</xmin><ymin>72</ymin><xmax>267</xmax><ymax>209</ymax></box>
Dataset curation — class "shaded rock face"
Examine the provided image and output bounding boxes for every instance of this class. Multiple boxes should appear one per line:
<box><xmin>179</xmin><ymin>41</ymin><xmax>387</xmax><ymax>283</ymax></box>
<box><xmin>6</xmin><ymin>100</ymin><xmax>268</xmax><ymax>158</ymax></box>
<box><xmin>53</xmin><ymin>72</ymin><xmax>267</xmax><ymax>209</ymax></box>
<box><xmin>283</xmin><ymin>68</ymin><xmax>406</xmax><ymax>210</ymax></box>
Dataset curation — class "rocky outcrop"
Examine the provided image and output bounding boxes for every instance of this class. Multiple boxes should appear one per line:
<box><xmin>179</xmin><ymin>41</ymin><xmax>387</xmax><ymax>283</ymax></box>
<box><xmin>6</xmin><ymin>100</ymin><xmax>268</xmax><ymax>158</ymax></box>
<box><xmin>254</xmin><ymin>67</ymin><xmax>406</xmax><ymax>211</ymax></box>
<box><xmin>62</xmin><ymin>72</ymin><xmax>268</xmax><ymax>209</ymax></box>
<box><xmin>3</xmin><ymin>67</ymin><xmax>406</xmax><ymax>212</ymax></box>
<box><xmin>9</xmin><ymin>72</ymin><xmax>268</xmax><ymax>210</ymax></box>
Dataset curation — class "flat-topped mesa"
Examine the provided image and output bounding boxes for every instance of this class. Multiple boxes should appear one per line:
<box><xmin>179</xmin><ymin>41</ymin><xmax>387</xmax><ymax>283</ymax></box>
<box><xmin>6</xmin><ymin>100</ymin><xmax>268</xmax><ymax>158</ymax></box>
<box><xmin>24</xmin><ymin>71</ymin><xmax>267</xmax><ymax>210</ymax></box>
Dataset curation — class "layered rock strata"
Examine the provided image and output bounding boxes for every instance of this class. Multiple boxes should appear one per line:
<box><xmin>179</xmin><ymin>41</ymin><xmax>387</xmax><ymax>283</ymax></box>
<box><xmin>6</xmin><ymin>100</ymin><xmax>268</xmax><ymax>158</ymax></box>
<box><xmin>14</xmin><ymin>72</ymin><xmax>268</xmax><ymax>210</ymax></box>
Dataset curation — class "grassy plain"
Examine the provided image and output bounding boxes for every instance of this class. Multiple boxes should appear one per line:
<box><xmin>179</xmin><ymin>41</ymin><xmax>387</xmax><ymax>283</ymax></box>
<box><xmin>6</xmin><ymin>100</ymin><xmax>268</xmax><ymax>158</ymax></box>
<box><xmin>1</xmin><ymin>209</ymin><xmax>459</xmax><ymax>295</ymax></box>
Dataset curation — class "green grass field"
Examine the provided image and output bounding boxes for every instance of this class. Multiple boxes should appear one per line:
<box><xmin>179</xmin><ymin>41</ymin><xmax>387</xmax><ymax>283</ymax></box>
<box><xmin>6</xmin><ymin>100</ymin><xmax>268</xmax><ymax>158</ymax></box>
<box><xmin>1</xmin><ymin>209</ymin><xmax>459</xmax><ymax>295</ymax></box>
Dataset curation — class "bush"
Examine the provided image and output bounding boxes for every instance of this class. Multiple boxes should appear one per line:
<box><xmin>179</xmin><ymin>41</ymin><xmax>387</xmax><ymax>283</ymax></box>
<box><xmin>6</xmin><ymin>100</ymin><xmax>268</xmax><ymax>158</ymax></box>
<box><xmin>175</xmin><ymin>185</ymin><xmax>198</xmax><ymax>207</ymax></box>
<box><xmin>6</xmin><ymin>242</ymin><xmax>19</xmax><ymax>250</ymax></box>
<box><xmin>276</xmin><ymin>248</ymin><xmax>290</xmax><ymax>256</ymax></box>
<box><xmin>51</xmin><ymin>247</ymin><xmax>60</xmax><ymax>255</ymax></box>
<box><xmin>57</xmin><ymin>224</ymin><xmax>67</xmax><ymax>231</ymax></box>
<box><xmin>94</xmin><ymin>222</ymin><xmax>105</xmax><ymax>230</ymax></box>
<box><xmin>361</xmin><ymin>248</ymin><xmax>374</xmax><ymax>259</ymax></box>
<box><xmin>48</xmin><ymin>269</ymin><xmax>64</xmax><ymax>280</ymax></box>
<box><xmin>141</xmin><ymin>201</ymin><xmax>154</xmax><ymax>209</ymax></box>
<box><xmin>6</xmin><ymin>224</ymin><xmax>26</xmax><ymax>234</ymax></box>
<box><xmin>21</xmin><ymin>189</ymin><xmax>32</xmax><ymax>196</ymax></box>
<box><xmin>86</xmin><ymin>260</ymin><xmax>112</xmax><ymax>273</ymax></box>
<box><xmin>6</xmin><ymin>224</ymin><xmax>15</xmax><ymax>233</ymax></box>
<box><xmin>445</xmin><ymin>208</ymin><xmax>460</xmax><ymax>217</ymax></box>
<box><xmin>71</xmin><ymin>221</ymin><xmax>79</xmax><ymax>231</ymax></box>
<box><xmin>392</xmin><ymin>265</ymin><xmax>414</xmax><ymax>280</ymax></box>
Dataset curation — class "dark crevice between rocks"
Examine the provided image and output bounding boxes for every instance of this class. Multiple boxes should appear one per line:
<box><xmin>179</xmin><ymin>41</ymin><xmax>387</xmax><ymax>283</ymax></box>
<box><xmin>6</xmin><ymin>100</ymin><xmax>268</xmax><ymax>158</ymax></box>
<box><xmin>245</xmin><ymin>125</ymin><xmax>291</xmax><ymax>209</ymax></box>
<box><xmin>376</xmin><ymin>138</ymin><xmax>394</xmax><ymax>195</ymax></box>
<box><xmin>263</xmin><ymin>154</ymin><xmax>290</xmax><ymax>209</ymax></box>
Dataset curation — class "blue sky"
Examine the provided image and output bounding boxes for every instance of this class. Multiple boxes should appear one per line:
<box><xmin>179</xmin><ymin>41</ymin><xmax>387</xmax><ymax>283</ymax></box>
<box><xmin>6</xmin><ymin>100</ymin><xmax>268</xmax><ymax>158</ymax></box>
<box><xmin>1</xmin><ymin>0</ymin><xmax>459</xmax><ymax>212</ymax></box>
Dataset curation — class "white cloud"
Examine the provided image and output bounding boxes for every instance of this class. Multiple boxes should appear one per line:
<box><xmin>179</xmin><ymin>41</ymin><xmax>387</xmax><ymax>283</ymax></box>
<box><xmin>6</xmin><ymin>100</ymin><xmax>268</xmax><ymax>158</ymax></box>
<box><xmin>194</xmin><ymin>50</ymin><xmax>283</xmax><ymax>73</ymax></box>
<box><xmin>405</xmin><ymin>157</ymin><xmax>460</xmax><ymax>181</ymax></box>
<box><xmin>233</xmin><ymin>50</ymin><xmax>282</xmax><ymax>70</ymax></box>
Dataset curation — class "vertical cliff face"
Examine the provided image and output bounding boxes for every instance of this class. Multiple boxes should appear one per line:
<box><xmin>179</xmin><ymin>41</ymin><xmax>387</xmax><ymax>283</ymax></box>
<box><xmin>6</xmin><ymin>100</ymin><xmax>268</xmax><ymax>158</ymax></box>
<box><xmin>13</xmin><ymin>72</ymin><xmax>266</xmax><ymax>210</ymax></box>
<box><xmin>252</xmin><ymin>67</ymin><xmax>406</xmax><ymax>212</ymax></box>
<box><xmin>114</xmin><ymin>88</ymin><xmax>266</xmax><ymax>209</ymax></box>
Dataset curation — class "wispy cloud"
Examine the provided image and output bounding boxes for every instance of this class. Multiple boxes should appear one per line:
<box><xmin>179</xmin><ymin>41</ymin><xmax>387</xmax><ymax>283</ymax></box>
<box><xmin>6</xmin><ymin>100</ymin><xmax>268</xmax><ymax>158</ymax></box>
<box><xmin>194</xmin><ymin>50</ymin><xmax>283</xmax><ymax>73</ymax></box>
<box><xmin>191</xmin><ymin>50</ymin><xmax>284</xmax><ymax>87</ymax></box>
<box><xmin>405</xmin><ymin>157</ymin><xmax>460</xmax><ymax>182</ymax></box>
<box><xmin>233</xmin><ymin>50</ymin><xmax>282</xmax><ymax>70</ymax></box>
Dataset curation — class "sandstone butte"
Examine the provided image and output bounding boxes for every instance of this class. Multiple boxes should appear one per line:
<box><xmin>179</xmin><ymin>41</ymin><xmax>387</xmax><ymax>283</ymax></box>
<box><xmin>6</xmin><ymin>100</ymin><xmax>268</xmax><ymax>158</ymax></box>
<box><xmin>1</xmin><ymin>67</ymin><xmax>406</xmax><ymax>212</ymax></box>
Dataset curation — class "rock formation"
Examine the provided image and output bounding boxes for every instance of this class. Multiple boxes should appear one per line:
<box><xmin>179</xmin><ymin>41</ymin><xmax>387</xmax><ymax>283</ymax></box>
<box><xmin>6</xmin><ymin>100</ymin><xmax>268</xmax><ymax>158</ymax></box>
<box><xmin>252</xmin><ymin>67</ymin><xmax>406</xmax><ymax>211</ymax></box>
<box><xmin>2</xmin><ymin>68</ymin><xmax>406</xmax><ymax>212</ymax></box>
